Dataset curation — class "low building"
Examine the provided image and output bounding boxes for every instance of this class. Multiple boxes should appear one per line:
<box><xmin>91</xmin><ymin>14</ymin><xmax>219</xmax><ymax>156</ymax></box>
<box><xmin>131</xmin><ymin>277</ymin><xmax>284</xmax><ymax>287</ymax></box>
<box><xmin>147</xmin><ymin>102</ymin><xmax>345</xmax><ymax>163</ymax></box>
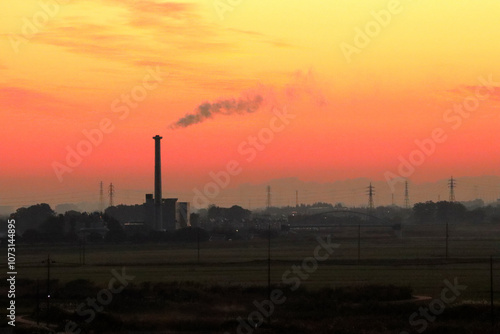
<box><xmin>176</xmin><ymin>202</ymin><xmax>190</xmax><ymax>228</ymax></box>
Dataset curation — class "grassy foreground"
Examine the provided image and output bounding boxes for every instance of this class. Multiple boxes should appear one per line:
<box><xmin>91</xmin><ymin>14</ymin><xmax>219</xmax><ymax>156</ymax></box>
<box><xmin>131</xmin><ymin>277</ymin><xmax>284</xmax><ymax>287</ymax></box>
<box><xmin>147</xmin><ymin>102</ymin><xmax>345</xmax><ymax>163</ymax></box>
<box><xmin>1</xmin><ymin>226</ymin><xmax>500</xmax><ymax>332</ymax></box>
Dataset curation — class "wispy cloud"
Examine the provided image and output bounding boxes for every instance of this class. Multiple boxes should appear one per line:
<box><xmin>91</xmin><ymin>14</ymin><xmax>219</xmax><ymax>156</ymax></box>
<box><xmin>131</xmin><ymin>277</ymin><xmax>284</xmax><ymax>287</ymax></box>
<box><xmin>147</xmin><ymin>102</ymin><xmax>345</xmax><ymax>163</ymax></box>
<box><xmin>227</xmin><ymin>28</ymin><xmax>296</xmax><ymax>49</ymax></box>
<box><xmin>0</xmin><ymin>87</ymin><xmax>60</xmax><ymax>109</ymax></box>
<box><xmin>36</xmin><ymin>23</ymin><xmax>134</xmax><ymax>59</ymax></box>
<box><xmin>29</xmin><ymin>0</ymin><xmax>292</xmax><ymax>69</ymax></box>
<box><xmin>0</xmin><ymin>86</ymin><xmax>79</xmax><ymax>119</ymax></box>
<box><xmin>32</xmin><ymin>0</ymin><xmax>229</xmax><ymax>63</ymax></box>
<box><xmin>448</xmin><ymin>85</ymin><xmax>500</xmax><ymax>101</ymax></box>
<box><xmin>445</xmin><ymin>83</ymin><xmax>500</xmax><ymax>119</ymax></box>
<box><xmin>463</xmin><ymin>85</ymin><xmax>500</xmax><ymax>101</ymax></box>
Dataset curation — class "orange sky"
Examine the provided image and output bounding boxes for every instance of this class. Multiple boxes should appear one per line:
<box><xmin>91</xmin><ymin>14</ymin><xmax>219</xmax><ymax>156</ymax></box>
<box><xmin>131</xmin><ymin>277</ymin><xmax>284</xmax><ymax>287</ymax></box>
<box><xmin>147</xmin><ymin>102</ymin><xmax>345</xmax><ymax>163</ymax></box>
<box><xmin>1</xmin><ymin>0</ymin><xmax>500</xmax><ymax>209</ymax></box>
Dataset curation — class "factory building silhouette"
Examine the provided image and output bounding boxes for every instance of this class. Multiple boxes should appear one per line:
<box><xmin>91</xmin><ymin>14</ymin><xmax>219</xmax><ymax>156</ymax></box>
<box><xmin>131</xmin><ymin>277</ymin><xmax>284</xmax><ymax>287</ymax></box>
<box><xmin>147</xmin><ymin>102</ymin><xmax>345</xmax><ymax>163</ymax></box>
<box><xmin>142</xmin><ymin>135</ymin><xmax>190</xmax><ymax>231</ymax></box>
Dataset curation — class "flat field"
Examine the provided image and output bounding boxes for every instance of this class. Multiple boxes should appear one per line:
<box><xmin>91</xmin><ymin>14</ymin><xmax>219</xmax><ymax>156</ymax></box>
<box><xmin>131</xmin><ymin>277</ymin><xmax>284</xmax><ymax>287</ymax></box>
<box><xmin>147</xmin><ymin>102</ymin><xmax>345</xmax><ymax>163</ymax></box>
<box><xmin>2</xmin><ymin>223</ymin><xmax>500</xmax><ymax>333</ymax></box>
<box><xmin>6</xmin><ymin>223</ymin><xmax>500</xmax><ymax>299</ymax></box>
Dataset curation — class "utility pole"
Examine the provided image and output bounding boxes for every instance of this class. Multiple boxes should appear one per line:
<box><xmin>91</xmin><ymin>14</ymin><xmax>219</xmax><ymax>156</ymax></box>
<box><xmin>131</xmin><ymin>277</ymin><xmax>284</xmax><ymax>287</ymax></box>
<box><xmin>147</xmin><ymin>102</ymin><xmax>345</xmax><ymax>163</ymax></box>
<box><xmin>45</xmin><ymin>254</ymin><xmax>53</xmax><ymax>324</ymax></box>
<box><xmin>445</xmin><ymin>220</ymin><xmax>449</xmax><ymax>260</ymax></box>
<box><xmin>99</xmin><ymin>181</ymin><xmax>104</xmax><ymax>213</ymax></box>
<box><xmin>47</xmin><ymin>254</ymin><xmax>50</xmax><ymax>316</ymax></box>
<box><xmin>296</xmin><ymin>190</ymin><xmax>299</xmax><ymax>208</ymax></box>
<box><xmin>491</xmin><ymin>256</ymin><xmax>495</xmax><ymax>329</ymax></box>
<box><xmin>267</xmin><ymin>220</ymin><xmax>271</xmax><ymax>325</ymax></box>
<box><xmin>36</xmin><ymin>279</ymin><xmax>40</xmax><ymax>325</ymax></box>
<box><xmin>81</xmin><ymin>234</ymin><xmax>86</xmax><ymax>265</ymax></box>
<box><xmin>78</xmin><ymin>233</ymin><xmax>86</xmax><ymax>265</ymax></box>
<box><xmin>357</xmin><ymin>224</ymin><xmax>361</xmax><ymax>264</ymax></box>
<box><xmin>445</xmin><ymin>177</ymin><xmax>455</xmax><ymax>259</ymax></box>
<box><xmin>197</xmin><ymin>228</ymin><xmax>200</xmax><ymax>264</ymax></box>
<box><xmin>266</xmin><ymin>186</ymin><xmax>271</xmax><ymax>210</ymax></box>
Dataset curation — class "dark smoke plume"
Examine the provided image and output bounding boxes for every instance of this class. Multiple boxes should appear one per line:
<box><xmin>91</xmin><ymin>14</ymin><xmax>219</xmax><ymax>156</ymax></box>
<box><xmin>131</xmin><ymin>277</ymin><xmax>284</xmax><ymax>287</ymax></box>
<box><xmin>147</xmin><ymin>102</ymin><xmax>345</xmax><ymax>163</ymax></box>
<box><xmin>169</xmin><ymin>95</ymin><xmax>263</xmax><ymax>129</ymax></box>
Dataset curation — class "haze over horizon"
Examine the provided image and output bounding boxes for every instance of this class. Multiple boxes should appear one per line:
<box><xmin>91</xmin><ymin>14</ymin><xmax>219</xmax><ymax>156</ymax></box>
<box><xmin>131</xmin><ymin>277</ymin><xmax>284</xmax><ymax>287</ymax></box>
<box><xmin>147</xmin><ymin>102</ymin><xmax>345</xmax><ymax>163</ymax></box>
<box><xmin>2</xmin><ymin>0</ymin><xmax>500</xmax><ymax>211</ymax></box>
<box><xmin>1</xmin><ymin>175</ymin><xmax>499</xmax><ymax>215</ymax></box>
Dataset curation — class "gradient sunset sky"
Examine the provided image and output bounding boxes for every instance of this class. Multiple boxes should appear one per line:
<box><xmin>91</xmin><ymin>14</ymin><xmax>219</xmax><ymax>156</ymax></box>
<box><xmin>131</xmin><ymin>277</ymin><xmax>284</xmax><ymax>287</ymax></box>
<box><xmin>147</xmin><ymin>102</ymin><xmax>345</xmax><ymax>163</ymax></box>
<box><xmin>1</xmin><ymin>0</ymin><xmax>500</xmax><ymax>209</ymax></box>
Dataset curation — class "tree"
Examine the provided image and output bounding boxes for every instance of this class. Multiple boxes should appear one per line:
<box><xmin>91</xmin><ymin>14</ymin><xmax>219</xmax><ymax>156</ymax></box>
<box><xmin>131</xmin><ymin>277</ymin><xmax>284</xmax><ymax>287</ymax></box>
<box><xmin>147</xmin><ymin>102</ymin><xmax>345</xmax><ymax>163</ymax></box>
<box><xmin>413</xmin><ymin>201</ymin><xmax>436</xmax><ymax>224</ymax></box>
<box><xmin>465</xmin><ymin>208</ymin><xmax>486</xmax><ymax>224</ymax></box>
<box><xmin>227</xmin><ymin>205</ymin><xmax>251</xmax><ymax>221</ymax></box>
<box><xmin>103</xmin><ymin>213</ymin><xmax>122</xmax><ymax>231</ymax></box>
<box><xmin>436</xmin><ymin>201</ymin><xmax>466</xmax><ymax>224</ymax></box>
<box><xmin>39</xmin><ymin>214</ymin><xmax>65</xmax><ymax>241</ymax></box>
<box><xmin>22</xmin><ymin>229</ymin><xmax>42</xmax><ymax>243</ymax></box>
<box><xmin>190</xmin><ymin>213</ymin><xmax>200</xmax><ymax>227</ymax></box>
<box><xmin>12</xmin><ymin>203</ymin><xmax>55</xmax><ymax>234</ymax></box>
<box><xmin>311</xmin><ymin>202</ymin><xmax>334</xmax><ymax>209</ymax></box>
<box><xmin>105</xmin><ymin>204</ymin><xmax>145</xmax><ymax>223</ymax></box>
<box><xmin>64</xmin><ymin>210</ymin><xmax>81</xmax><ymax>238</ymax></box>
<box><xmin>208</xmin><ymin>205</ymin><xmax>222</xmax><ymax>220</ymax></box>
<box><xmin>103</xmin><ymin>212</ymin><xmax>125</xmax><ymax>243</ymax></box>
<box><xmin>207</xmin><ymin>205</ymin><xmax>251</xmax><ymax>221</ymax></box>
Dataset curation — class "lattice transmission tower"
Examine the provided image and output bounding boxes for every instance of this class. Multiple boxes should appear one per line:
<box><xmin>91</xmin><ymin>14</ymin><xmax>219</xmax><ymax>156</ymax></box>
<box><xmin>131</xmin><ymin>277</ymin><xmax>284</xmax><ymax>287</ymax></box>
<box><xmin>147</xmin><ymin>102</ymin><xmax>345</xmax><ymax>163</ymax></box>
<box><xmin>367</xmin><ymin>183</ymin><xmax>375</xmax><ymax>210</ymax></box>
<box><xmin>448</xmin><ymin>177</ymin><xmax>456</xmax><ymax>202</ymax></box>
<box><xmin>404</xmin><ymin>180</ymin><xmax>410</xmax><ymax>209</ymax></box>
<box><xmin>109</xmin><ymin>183</ymin><xmax>115</xmax><ymax>207</ymax></box>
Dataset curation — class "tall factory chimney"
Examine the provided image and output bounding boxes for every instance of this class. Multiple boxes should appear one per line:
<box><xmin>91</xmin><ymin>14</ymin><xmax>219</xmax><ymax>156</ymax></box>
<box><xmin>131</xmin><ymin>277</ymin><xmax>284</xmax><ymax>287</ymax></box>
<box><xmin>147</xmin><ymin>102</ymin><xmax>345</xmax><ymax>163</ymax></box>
<box><xmin>153</xmin><ymin>135</ymin><xmax>163</xmax><ymax>230</ymax></box>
